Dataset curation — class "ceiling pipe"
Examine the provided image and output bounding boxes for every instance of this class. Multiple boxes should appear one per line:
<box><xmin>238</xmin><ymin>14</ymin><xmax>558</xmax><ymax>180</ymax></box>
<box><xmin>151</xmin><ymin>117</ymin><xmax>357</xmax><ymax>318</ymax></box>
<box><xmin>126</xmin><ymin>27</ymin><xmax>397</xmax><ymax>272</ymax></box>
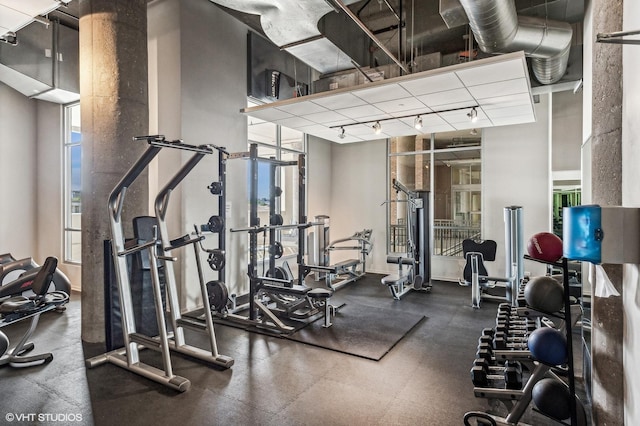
<box><xmin>457</xmin><ymin>0</ymin><xmax>573</xmax><ymax>84</ymax></box>
<box><xmin>330</xmin><ymin>0</ymin><xmax>408</xmax><ymax>74</ymax></box>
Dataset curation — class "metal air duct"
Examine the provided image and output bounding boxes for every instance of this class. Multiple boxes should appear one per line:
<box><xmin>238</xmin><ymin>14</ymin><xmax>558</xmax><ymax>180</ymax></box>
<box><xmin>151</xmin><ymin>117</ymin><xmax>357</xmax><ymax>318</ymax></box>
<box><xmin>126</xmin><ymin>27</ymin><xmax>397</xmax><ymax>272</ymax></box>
<box><xmin>458</xmin><ymin>0</ymin><xmax>573</xmax><ymax>84</ymax></box>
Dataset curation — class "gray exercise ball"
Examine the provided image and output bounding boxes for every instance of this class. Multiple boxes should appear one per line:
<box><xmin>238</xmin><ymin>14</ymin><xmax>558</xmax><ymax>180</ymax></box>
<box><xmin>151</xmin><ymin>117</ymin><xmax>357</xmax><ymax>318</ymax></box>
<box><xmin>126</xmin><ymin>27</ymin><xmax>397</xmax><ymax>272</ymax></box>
<box><xmin>524</xmin><ymin>275</ymin><xmax>564</xmax><ymax>313</ymax></box>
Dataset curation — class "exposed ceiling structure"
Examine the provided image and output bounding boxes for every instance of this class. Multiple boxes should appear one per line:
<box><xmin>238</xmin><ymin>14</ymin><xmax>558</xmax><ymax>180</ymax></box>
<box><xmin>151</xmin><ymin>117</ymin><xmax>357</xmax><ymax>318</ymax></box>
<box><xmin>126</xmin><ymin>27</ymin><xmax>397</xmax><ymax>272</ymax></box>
<box><xmin>243</xmin><ymin>52</ymin><xmax>534</xmax><ymax>143</ymax></box>
<box><xmin>215</xmin><ymin>0</ymin><xmax>583</xmax><ymax>142</ymax></box>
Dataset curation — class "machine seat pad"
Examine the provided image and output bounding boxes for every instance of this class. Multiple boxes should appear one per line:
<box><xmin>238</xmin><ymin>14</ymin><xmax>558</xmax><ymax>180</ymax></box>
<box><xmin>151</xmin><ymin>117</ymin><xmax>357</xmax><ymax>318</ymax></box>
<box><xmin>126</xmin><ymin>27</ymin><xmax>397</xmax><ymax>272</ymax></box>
<box><xmin>262</xmin><ymin>284</ymin><xmax>309</xmax><ymax>296</ymax></box>
<box><xmin>381</xmin><ymin>274</ymin><xmax>408</xmax><ymax>286</ymax></box>
<box><xmin>307</xmin><ymin>288</ymin><xmax>333</xmax><ymax>299</ymax></box>
<box><xmin>334</xmin><ymin>259</ymin><xmax>359</xmax><ymax>269</ymax></box>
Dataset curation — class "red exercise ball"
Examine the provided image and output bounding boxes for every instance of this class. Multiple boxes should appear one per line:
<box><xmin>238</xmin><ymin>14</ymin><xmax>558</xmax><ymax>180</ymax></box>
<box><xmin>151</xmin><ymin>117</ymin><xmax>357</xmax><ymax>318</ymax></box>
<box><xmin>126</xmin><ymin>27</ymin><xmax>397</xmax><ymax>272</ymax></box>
<box><xmin>527</xmin><ymin>232</ymin><xmax>563</xmax><ymax>262</ymax></box>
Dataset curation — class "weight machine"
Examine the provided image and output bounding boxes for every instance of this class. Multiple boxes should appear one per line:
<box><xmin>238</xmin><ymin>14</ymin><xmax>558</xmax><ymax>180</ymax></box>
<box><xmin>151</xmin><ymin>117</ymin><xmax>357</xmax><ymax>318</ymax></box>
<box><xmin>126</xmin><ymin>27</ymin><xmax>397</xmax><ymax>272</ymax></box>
<box><xmin>380</xmin><ymin>179</ymin><xmax>431</xmax><ymax>299</ymax></box>
<box><xmin>204</xmin><ymin>143</ymin><xmax>332</xmax><ymax>334</ymax></box>
<box><xmin>86</xmin><ymin>136</ymin><xmax>233</xmax><ymax>393</ymax></box>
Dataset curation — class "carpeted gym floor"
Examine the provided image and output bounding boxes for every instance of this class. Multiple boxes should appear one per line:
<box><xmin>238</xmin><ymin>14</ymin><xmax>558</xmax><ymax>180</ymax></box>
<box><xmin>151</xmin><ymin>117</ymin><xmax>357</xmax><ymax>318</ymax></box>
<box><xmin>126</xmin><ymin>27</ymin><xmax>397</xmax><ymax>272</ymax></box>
<box><xmin>0</xmin><ymin>275</ymin><xmax>589</xmax><ymax>425</ymax></box>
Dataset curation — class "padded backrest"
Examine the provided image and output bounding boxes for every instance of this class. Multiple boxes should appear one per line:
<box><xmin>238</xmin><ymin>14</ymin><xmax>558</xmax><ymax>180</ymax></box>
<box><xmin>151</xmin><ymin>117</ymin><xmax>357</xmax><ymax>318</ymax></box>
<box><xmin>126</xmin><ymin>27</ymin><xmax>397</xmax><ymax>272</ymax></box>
<box><xmin>133</xmin><ymin>216</ymin><xmax>159</xmax><ymax>270</ymax></box>
<box><xmin>462</xmin><ymin>239</ymin><xmax>497</xmax><ymax>283</ymax></box>
<box><xmin>462</xmin><ymin>239</ymin><xmax>497</xmax><ymax>261</ymax></box>
<box><xmin>30</xmin><ymin>257</ymin><xmax>58</xmax><ymax>296</ymax></box>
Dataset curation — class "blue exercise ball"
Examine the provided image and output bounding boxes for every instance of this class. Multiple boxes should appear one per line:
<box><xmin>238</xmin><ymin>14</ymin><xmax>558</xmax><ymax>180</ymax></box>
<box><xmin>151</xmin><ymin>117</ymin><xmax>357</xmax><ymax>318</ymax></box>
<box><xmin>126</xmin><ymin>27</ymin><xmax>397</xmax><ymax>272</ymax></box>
<box><xmin>528</xmin><ymin>327</ymin><xmax>567</xmax><ymax>365</ymax></box>
<box><xmin>524</xmin><ymin>275</ymin><xmax>564</xmax><ymax>313</ymax></box>
<box><xmin>532</xmin><ymin>378</ymin><xmax>572</xmax><ymax>420</ymax></box>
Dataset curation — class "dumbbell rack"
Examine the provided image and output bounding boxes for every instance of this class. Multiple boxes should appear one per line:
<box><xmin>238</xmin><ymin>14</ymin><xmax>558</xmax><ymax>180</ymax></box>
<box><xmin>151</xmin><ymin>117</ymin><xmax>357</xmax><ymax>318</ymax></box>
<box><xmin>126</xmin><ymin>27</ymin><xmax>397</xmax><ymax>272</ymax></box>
<box><xmin>524</xmin><ymin>254</ymin><xmax>578</xmax><ymax>426</ymax></box>
<box><xmin>465</xmin><ymin>255</ymin><xmax>582</xmax><ymax>426</ymax></box>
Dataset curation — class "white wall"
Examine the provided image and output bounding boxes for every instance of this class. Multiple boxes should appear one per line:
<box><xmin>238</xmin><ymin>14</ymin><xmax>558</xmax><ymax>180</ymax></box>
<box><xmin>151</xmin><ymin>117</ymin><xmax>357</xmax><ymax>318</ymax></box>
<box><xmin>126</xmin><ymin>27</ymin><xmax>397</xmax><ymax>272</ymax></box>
<box><xmin>307</xmin><ymin>135</ymin><xmax>332</xmax><ymax>221</ymax></box>
<box><xmin>0</xmin><ymin>83</ymin><xmax>37</xmax><ymax>259</ymax></box>
<box><xmin>622</xmin><ymin>1</ymin><xmax>640</xmax><ymax>423</ymax></box>
<box><xmin>552</xmin><ymin>90</ymin><xmax>583</xmax><ymax>174</ymax></box>
<box><xmin>327</xmin><ymin>139</ymin><xmax>388</xmax><ymax>274</ymax></box>
<box><xmin>481</xmin><ymin>95</ymin><xmax>551</xmax><ymax>279</ymax></box>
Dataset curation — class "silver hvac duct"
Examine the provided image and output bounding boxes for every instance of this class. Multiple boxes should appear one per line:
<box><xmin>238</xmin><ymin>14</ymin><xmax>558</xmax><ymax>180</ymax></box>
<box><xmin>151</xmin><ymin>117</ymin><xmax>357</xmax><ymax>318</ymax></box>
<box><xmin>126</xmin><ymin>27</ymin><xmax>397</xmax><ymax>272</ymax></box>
<box><xmin>458</xmin><ymin>0</ymin><xmax>573</xmax><ymax>85</ymax></box>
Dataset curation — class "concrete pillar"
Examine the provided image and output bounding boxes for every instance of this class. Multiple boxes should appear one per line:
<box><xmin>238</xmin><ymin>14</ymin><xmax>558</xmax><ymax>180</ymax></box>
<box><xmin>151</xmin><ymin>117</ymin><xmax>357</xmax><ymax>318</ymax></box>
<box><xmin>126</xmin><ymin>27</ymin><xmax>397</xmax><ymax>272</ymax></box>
<box><xmin>591</xmin><ymin>0</ymin><xmax>624</xmax><ymax>423</ymax></box>
<box><xmin>79</xmin><ymin>0</ymin><xmax>149</xmax><ymax>343</ymax></box>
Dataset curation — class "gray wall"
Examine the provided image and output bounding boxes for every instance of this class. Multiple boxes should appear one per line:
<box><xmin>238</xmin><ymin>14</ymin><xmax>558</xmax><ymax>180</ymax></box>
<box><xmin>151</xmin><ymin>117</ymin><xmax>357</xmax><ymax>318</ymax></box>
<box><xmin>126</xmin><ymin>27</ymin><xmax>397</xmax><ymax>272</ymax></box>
<box><xmin>149</xmin><ymin>0</ymin><xmax>250</xmax><ymax>309</ymax></box>
<box><xmin>0</xmin><ymin>83</ymin><xmax>37</xmax><ymax>259</ymax></box>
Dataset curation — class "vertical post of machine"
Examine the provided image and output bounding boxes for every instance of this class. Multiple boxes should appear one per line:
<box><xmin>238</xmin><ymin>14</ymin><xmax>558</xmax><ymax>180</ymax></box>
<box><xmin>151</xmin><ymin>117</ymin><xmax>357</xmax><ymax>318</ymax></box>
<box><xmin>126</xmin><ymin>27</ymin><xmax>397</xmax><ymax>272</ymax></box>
<box><xmin>503</xmin><ymin>206</ymin><xmax>524</xmax><ymax>305</ymax></box>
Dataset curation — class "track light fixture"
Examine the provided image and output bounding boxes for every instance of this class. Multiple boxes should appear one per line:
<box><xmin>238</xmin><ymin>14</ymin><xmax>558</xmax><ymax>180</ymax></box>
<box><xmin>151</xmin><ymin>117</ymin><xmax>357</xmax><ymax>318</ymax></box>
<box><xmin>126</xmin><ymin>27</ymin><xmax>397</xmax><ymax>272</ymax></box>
<box><xmin>468</xmin><ymin>107</ymin><xmax>478</xmax><ymax>123</ymax></box>
<box><xmin>328</xmin><ymin>105</ymin><xmax>479</xmax><ymax>139</ymax></box>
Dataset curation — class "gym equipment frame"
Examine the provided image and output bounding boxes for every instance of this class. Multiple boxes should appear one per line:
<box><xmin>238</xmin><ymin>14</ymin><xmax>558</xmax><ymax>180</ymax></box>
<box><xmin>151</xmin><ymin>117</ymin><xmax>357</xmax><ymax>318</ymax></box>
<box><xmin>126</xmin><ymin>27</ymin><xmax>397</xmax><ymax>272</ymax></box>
<box><xmin>380</xmin><ymin>179</ymin><xmax>431</xmax><ymax>299</ymax></box>
<box><xmin>86</xmin><ymin>135</ymin><xmax>233</xmax><ymax>393</ymax></box>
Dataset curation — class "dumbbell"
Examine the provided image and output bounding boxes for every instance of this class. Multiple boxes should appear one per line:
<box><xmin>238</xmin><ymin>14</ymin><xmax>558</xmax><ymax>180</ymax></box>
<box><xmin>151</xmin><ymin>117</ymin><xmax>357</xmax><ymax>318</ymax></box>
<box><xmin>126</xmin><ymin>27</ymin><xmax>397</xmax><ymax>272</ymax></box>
<box><xmin>493</xmin><ymin>331</ymin><xmax>529</xmax><ymax>350</ymax></box>
<box><xmin>471</xmin><ymin>358</ymin><xmax>505</xmax><ymax>387</ymax></box>
<box><xmin>503</xmin><ymin>360</ymin><xmax>524</xmax><ymax>390</ymax></box>
<box><xmin>476</xmin><ymin>342</ymin><xmax>496</xmax><ymax>363</ymax></box>
<box><xmin>471</xmin><ymin>358</ymin><xmax>522</xmax><ymax>390</ymax></box>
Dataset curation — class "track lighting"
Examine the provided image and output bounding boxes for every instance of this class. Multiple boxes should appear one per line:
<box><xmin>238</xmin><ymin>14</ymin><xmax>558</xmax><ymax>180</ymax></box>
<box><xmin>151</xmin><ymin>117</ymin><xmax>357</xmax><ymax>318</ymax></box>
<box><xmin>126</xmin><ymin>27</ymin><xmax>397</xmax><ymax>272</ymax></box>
<box><xmin>373</xmin><ymin>121</ymin><xmax>382</xmax><ymax>135</ymax></box>
<box><xmin>338</xmin><ymin>126</ymin><xmax>346</xmax><ymax>139</ymax></box>
<box><xmin>468</xmin><ymin>107</ymin><xmax>478</xmax><ymax>123</ymax></box>
<box><xmin>470</xmin><ymin>128</ymin><xmax>478</xmax><ymax>136</ymax></box>
<box><xmin>414</xmin><ymin>116</ymin><xmax>423</xmax><ymax>130</ymax></box>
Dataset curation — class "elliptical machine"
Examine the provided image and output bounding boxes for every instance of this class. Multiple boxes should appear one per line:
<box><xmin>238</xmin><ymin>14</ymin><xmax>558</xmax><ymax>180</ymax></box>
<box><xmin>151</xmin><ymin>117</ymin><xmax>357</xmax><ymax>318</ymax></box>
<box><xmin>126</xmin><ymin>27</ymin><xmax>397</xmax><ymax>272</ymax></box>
<box><xmin>0</xmin><ymin>254</ymin><xmax>72</xmax><ymax>299</ymax></box>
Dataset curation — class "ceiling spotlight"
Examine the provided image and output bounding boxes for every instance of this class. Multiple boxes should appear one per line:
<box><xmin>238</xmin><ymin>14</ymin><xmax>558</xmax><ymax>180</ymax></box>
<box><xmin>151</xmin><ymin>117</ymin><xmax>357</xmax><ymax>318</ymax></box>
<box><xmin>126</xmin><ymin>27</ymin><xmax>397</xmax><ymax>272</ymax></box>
<box><xmin>338</xmin><ymin>126</ymin><xmax>346</xmax><ymax>139</ymax></box>
<box><xmin>373</xmin><ymin>121</ymin><xmax>382</xmax><ymax>135</ymax></box>
<box><xmin>467</xmin><ymin>107</ymin><xmax>478</xmax><ymax>123</ymax></box>
<box><xmin>470</xmin><ymin>128</ymin><xmax>478</xmax><ymax>136</ymax></box>
<box><xmin>414</xmin><ymin>116</ymin><xmax>423</xmax><ymax>130</ymax></box>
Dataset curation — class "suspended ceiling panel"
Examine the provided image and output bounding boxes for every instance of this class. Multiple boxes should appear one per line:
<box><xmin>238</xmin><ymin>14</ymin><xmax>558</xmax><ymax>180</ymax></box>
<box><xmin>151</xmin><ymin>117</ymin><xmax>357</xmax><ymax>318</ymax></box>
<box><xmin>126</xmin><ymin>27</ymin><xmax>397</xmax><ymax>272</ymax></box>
<box><xmin>0</xmin><ymin>0</ymin><xmax>64</xmax><ymax>35</ymax></box>
<box><xmin>243</xmin><ymin>51</ymin><xmax>537</xmax><ymax>144</ymax></box>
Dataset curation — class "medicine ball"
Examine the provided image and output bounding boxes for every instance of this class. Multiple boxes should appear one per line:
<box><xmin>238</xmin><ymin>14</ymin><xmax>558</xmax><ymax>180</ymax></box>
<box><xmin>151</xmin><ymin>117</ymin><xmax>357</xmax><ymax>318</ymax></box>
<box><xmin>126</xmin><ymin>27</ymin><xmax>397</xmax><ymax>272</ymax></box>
<box><xmin>532</xmin><ymin>378</ymin><xmax>572</xmax><ymax>421</ymax></box>
<box><xmin>527</xmin><ymin>232</ymin><xmax>563</xmax><ymax>262</ymax></box>
<box><xmin>527</xmin><ymin>327</ymin><xmax>567</xmax><ymax>366</ymax></box>
<box><xmin>524</xmin><ymin>275</ymin><xmax>564</xmax><ymax>313</ymax></box>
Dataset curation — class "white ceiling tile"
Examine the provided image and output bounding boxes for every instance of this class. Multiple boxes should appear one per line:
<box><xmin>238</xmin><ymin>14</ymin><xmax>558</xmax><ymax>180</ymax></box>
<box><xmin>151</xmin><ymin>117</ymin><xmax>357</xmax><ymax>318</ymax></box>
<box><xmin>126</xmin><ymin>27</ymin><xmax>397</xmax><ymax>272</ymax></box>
<box><xmin>418</xmin><ymin>88</ymin><xmax>474</xmax><ymax>107</ymax></box>
<box><xmin>276</xmin><ymin>100</ymin><xmax>328</xmax><ymax>115</ymax></box>
<box><xmin>345</xmin><ymin>123</ymin><xmax>381</xmax><ymax>136</ymax></box>
<box><xmin>352</xmin><ymin>83</ymin><xmax>411</xmax><ymax>103</ymax></box>
<box><xmin>467</xmin><ymin>78</ymin><xmax>530</xmax><ymax>100</ymax></box>
<box><xmin>479</xmin><ymin>93</ymin><xmax>533</xmax><ymax>110</ymax></box>
<box><xmin>389</xmin><ymin>107</ymin><xmax>432</xmax><ymax>118</ymax></box>
<box><xmin>297</xmin><ymin>123</ymin><xmax>334</xmax><ymax>134</ymax></box>
<box><xmin>336</xmin><ymin>104</ymin><xmax>389</xmax><ymax>120</ymax></box>
<box><xmin>399</xmin><ymin>73</ymin><xmax>464</xmax><ymax>96</ymax></box>
<box><xmin>455</xmin><ymin>58</ymin><xmax>526</xmax><ymax>86</ymax></box>
<box><xmin>375</xmin><ymin>96</ymin><xmax>428</xmax><ymax>114</ymax></box>
<box><xmin>311</xmin><ymin>93</ymin><xmax>367</xmax><ymax>110</ymax></box>
<box><xmin>277</xmin><ymin>116</ymin><xmax>318</xmax><ymax>129</ymax></box>
<box><xmin>304</xmin><ymin>110</ymin><xmax>353</xmax><ymax>124</ymax></box>
<box><xmin>422</xmin><ymin>123</ymin><xmax>456</xmax><ymax>133</ymax></box>
<box><xmin>245</xmin><ymin>108</ymin><xmax>293</xmax><ymax>122</ymax></box>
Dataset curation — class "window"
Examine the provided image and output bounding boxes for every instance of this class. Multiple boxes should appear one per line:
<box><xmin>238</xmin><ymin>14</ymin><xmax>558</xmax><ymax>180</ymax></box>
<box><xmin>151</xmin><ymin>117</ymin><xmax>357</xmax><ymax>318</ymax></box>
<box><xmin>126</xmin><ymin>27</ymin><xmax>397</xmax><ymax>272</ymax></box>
<box><xmin>64</xmin><ymin>103</ymin><xmax>81</xmax><ymax>263</ymax></box>
<box><xmin>388</xmin><ymin>131</ymin><xmax>482</xmax><ymax>257</ymax></box>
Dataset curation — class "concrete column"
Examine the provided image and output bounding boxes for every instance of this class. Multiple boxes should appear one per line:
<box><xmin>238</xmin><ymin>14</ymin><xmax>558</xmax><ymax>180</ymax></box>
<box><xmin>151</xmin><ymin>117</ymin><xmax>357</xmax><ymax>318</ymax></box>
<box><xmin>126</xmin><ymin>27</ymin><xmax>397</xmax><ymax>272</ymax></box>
<box><xmin>79</xmin><ymin>0</ymin><xmax>149</xmax><ymax>343</ymax></box>
<box><xmin>591</xmin><ymin>0</ymin><xmax>624</xmax><ymax>423</ymax></box>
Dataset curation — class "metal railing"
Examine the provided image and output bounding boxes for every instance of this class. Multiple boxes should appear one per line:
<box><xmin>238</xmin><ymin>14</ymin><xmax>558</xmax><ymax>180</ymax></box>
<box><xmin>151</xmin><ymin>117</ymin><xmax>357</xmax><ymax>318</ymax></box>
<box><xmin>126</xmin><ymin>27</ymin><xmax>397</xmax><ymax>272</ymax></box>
<box><xmin>389</xmin><ymin>220</ymin><xmax>480</xmax><ymax>257</ymax></box>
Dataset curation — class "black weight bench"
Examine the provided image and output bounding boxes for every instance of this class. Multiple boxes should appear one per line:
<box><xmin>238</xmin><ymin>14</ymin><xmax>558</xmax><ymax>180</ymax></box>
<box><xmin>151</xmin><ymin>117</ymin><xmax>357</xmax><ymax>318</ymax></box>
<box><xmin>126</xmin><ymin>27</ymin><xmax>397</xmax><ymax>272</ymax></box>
<box><xmin>0</xmin><ymin>257</ymin><xmax>69</xmax><ymax>368</ymax></box>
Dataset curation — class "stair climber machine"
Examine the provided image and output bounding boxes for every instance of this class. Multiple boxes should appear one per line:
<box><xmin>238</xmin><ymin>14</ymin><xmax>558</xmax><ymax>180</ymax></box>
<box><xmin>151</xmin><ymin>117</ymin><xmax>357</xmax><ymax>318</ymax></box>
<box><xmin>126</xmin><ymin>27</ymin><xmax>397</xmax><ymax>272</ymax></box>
<box><xmin>86</xmin><ymin>135</ymin><xmax>234</xmax><ymax>393</ymax></box>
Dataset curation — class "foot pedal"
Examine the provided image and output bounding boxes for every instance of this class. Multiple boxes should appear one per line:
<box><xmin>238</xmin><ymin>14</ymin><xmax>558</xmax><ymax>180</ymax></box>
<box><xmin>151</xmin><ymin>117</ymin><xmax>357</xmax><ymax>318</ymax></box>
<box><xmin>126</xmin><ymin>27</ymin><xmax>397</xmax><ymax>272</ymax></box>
<box><xmin>413</xmin><ymin>275</ymin><xmax>424</xmax><ymax>290</ymax></box>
